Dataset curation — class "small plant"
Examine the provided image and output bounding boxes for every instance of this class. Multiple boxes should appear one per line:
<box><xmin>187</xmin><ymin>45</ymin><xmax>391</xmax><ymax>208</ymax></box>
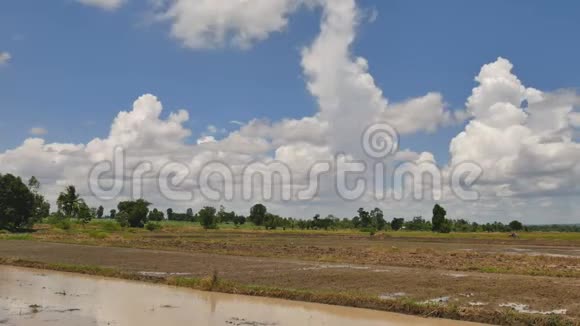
<box><xmin>88</xmin><ymin>230</ymin><xmax>109</xmax><ymax>239</ymax></box>
<box><xmin>145</xmin><ymin>222</ymin><xmax>162</xmax><ymax>231</ymax></box>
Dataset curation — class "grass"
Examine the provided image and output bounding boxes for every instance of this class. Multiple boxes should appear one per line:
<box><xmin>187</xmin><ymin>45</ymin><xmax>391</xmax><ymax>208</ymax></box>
<box><xmin>0</xmin><ymin>257</ymin><xmax>576</xmax><ymax>326</ymax></box>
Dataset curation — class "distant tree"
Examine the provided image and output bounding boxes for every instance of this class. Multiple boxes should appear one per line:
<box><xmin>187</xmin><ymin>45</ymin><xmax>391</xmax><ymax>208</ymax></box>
<box><xmin>57</xmin><ymin>185</ymin><xmax>81</xmax><ymax>217</ymax></box>
<box><xmin>77</xmin><ymin>201</ymin><xmax>93</xmax><ymax>225</ymax></box>
<box><xmin>28</xmin><ymin>176</ymin><xmax>40</xmax><ymax>190</ymax></box>
<box><xmin>217</xmin><ymin>205</ymin><xmax>236</xmax><ymax>224</ymax></box>
<box><xmin>198</xmin><ymin>206</ymin><xmax>218</xmax><ymax>229</ymax></box>
<box><xmin>391</xmin><ymin>218</ymin><xmax>405</xmax><ymax>231</ymax></box>
<box><xmin>264</xmin><ymin>213</ymin><xmax>283</xmax><ymax>230</ymax></box>
<box><xmin>452</xmin><ymin>219</ymin><xmax>471</xmax><ymax>232</ymax></box>
<box><xmin>116</xmin><ymin>211</ymin><xmax>130</xmax><ymax>227</ymax></box>
<box><xmin>117</xmin><ymin>199</ymin><xmax>151</xmax><ymax>228</ymax></box>
<box><xmin>186</xmin><ymin>208</ymin><xmax>194</xmax><ymax>218</ymax></box>
<box><xmin>405</xmin><ymin>216</ymin><xmax>431</xmax><ymax>231</ymax></box>
<box><xmin>249</xmin><ymin>204</ymin><xmax>267</xmax><ymax>226</ymax></box>
<box><xmin>96</xmin><ymin>206</ymin><xmax>104</xmax><ymax>219</ymax></box>
<box><xmin>357</xmin><ymin>208</ymin><xmax>372</xmax><ymax>228</ymax></box>
<box><xmin>352</xmin><ymin>216</ymin><xmax>361</xmax><ymax>228</ymax></box>
<box><xmin>370</xmin><ymin>208</ymin><xmax>386</xmax><ymax>230</ymax></box>
<box><xmin>509</xmin><ymin>220</ymin><xmax>524</xmax><ymax>231</ymax></box>
<box><xmin>0</xmin><ymin>174</ymin><xmax>36</xmax><ymax>231</ymax></box>
<box><xmin>109</xmin><ymin>209</ymin><xmax>117</xmax><ymax>219</ymax></box>
<box><xmin>431</xmin><ymin>204</ymin><xmax>447</xmax><ymax>232</ymax></box>
<box><xmin>28</xmin><ymin>176</ymin><xmax>50</xmax><ymax>222</ymax></box>
<box><xmin>148</xmin><ymin>208</ymin><xmax>164</xmax><ymax>221</ymax></box>
<box><xmin>439</xmin><ymin>219</ymin><xmax>452</xmax><ymax>233</ymax></box>
<box><xmin>166</xmin><ymin>208</ymin><xmax>174</xmax><ymax>220</ymax></box>
<box><xmin>233</xmin><ymin>215</ymin><xmax>246</xmax><ymax>226</ymax></box>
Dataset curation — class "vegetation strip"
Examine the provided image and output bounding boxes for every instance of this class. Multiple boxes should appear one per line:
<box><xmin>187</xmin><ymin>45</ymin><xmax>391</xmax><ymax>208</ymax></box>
<box><xmin>0</xmin><ymin>258</ymin><xmax>576</xmax><ymax>326</ymax></box>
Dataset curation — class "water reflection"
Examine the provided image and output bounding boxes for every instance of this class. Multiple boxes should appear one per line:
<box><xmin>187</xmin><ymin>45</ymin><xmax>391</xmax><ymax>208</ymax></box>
<box><xmin>0</xmin><ymin>266</ymin><xmax>478</xmax><ymax>326</ymax></box>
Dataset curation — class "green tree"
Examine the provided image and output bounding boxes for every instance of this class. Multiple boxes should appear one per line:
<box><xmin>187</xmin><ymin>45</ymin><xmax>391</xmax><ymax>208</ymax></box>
<box><xmin>431</xmin><ymin>204</ymin><xmax>447</xmax><ymax>232</ymax></box>
<box><xmin>166</xmin><ymin>208</ymin><xmax>174</xmax><ymax>220</ymax></box>
<box><xmin>370</xmin><ymin>208</ymin><xmax>386</xmax><ymax>230</ymax></box>
<box><xmin>109</xmin><ymin>209</ymin><xmax>116</xmax><ymax>219</ymax></box>
<box><xmin>233</xmin><ymin>215</ymin><xmax>246</xmax><ymax>226</ymax></box>
<box><xmin>357</xmin><ymin>208</ymin><xmax>372</xmax><ymax>228</ymax></box>
<box><xmin>217</xmin><ymin>205</ymin><xmax>236</xmax><ymax>224</ymax></box>
<box><xmin>148</xmin><ymin>208</ymin><xmax>164</xmax><ymax>221</ymax></box>
<box><xmin>57</xmin><ymin>185</ymin><xmax>81</xmax><ymax>217</ymax></box>
<box><xmin>96</xmin><ymin>206</ymin><xmax>104</xmax><ymax>219</ymax></box>
<box><xmin>198</xmin><ymin>206</ymin><xmax>218</xmax><ymax>229</ymax></box>
<box><xmin>28</xmin><ymin>176</ymin><xmax>50</xmax><ymax>223</ymax></box>
<box><xmin>117</xmin><ymin>199</ymin><xmax>151</xmax><ymax>228</ymax></box>
<box><xmin>264</xmin><ymin>213</ymin><xmax>282</xmax><ymax>230</ymax></box>
<box><xmin>249</xmin><ymin>204</ymin><xmax>267</xmax><ymax>226</ymax></box>
<box><xmin>77</xmin><ymin>201</ymin><xmax>93</xmax><ymax>225</ymax></box>
<box><xmin>391</xmin><ymin>218</ymin><xmax>405</xmax><ymax>231</ymax></box>
<box><xmin>116</xmin><ymin>211</ymin><xmax>130</xmax><ymax>227</ymax></box>
<box><xmin>0</xmin><ymin>174</ymin><xmax>36</xmax><ymax>231</ymax></box>
<box><xmin>509</xmin><ymin>220</ymin><xmax>523</xmax><ymax>231</ymax></box>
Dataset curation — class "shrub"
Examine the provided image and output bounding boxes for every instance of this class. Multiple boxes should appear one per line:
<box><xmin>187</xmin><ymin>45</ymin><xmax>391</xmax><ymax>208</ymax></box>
<box><xmin>46</xmin><ymin>213</ymin><xmax>71</xmax><ymax>230</ymax></box>
<box><xmin>145</xmin><ymin>222</ymin><xmax>162</xmax><ymax>231</ymax></box>
<box><xmin>88</xmin><ymin>230</ymin><xmax>109</xmax><ymax>239</ymax></box>
<box><xmin>115</xmin><ymin>211</ymin><xmax>130</xmax><ymax>228</ymax></box>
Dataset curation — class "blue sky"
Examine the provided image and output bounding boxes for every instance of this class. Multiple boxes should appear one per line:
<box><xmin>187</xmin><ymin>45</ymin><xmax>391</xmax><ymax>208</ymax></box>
<box><xmin>1</xmin><ymin>0</ymin><xmax>580</xmax><ymax>222</ymax></box>
<box><xmin>2</xmin><ymin>0</ymin><xmax>579</xmax><ymax>159</ymax></box>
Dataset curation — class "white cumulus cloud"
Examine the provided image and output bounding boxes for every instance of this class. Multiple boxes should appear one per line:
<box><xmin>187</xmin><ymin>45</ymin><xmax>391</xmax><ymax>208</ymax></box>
<box><xmin>156</xmin><ymin>0</ymin><xmax>304</xmax><ymax>49</ymax></box>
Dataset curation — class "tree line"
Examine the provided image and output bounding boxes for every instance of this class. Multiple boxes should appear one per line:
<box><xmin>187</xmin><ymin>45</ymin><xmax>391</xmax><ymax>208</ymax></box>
<box><xmin>0</xmin><ymin>173</ymin><xmax>556</xmax><ymax>233</ymax></box>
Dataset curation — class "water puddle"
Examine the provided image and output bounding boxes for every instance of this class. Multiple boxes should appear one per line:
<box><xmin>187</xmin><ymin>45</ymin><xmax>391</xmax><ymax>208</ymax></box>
<box><xmin>444</xmin><ymin>273</ymin><xmax>468</xmax><ymax>278</ymax></box>
<box><xmin>378</xmin><ymin>292</ymin><xmax>407</xmax><ymax>300</ymax></box>
<box><xmin>300</xmin><ymin>264</ymin><xmax>370</xmax><ymax>271</ymax></box>
<box><xmin>0</xmin><ymin>266</ymin><xmax>479</xmax><ymax>325</ymax></box>
<box><xmin>499</xmin><ymin>303</ymin><xmax>567</xmax><ymax>315</ymax></box>
<box><xmin>137</xmin><ymin>271</ymin><xmax>192</xmax><ymax>278</ymax></box>
<box><xmin>421</xmin><ymin>296</ymin><xmax>451</xmax><ymax>305</ymax></box>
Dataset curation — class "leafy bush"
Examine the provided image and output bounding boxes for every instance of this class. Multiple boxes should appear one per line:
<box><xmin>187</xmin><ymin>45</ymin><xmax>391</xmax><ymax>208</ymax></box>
<box><xmin>117</xmin><ymin>199</ymin><xmax>151</xmax><ymax>228</ymax></box>
<box><xmin>145</xmin><ymin>222</ymin><xmax>162</xmax><ymax>231</ymax></box>
<box><xmin>115</xmin><ymin>211</ymin><xmax>130</xmax><ymax>228</ymax></box>
<box><xmin>88</xmin><ymin>230</ymin><xmax>109</xmax><ymax>239</ymax></box>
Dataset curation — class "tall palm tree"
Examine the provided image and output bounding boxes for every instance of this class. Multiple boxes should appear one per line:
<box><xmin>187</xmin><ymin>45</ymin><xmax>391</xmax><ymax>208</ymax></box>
<box><xmin>57</xmin><ymin>185</ymin><xmax>81</xmax><ymax>217</ymax></box>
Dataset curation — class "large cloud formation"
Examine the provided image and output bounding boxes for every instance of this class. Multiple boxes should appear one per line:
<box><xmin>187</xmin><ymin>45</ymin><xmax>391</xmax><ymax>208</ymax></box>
<box><xmin>2</xmin><ymin>0</ymin><xmax>579</xmax><ymax>222</ymax></box>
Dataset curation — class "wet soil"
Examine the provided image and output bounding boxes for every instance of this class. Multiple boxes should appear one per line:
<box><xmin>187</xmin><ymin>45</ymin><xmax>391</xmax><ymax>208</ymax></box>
<box><xmin>1</xmin><ymin>240</ymin><xmax>579</xmax><ymax>320</ymax></box>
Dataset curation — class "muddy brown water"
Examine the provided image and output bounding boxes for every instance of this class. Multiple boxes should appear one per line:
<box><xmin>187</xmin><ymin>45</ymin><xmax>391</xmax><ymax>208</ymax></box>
<box><xmin>0</xmin><ymin>266</ymin><xmax>482</xmax><ymax>326</ymax></box>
